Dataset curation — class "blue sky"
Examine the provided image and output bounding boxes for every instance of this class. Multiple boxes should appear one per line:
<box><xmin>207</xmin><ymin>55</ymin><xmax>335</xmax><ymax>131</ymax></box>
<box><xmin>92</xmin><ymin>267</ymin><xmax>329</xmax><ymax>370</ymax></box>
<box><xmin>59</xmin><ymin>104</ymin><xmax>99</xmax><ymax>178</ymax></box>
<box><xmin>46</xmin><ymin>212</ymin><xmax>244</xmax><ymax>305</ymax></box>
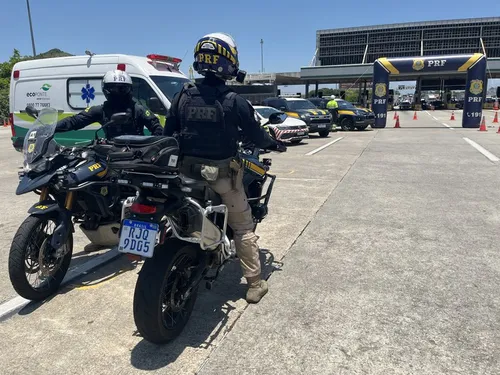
<box><xmin>1</xmin><ymin>0</ymin><xmax>498</xmax><ymax>91</ymax></box>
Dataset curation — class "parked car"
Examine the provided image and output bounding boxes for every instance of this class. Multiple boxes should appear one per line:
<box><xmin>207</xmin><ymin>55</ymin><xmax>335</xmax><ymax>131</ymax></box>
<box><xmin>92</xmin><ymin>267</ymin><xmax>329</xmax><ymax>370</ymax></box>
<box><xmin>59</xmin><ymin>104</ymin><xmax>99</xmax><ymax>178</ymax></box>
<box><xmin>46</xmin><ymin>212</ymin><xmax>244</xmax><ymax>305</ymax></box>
<box><xmin>253</xmin><ymin>106</ymin><xmax>309</xmax><ymax>144</ymax></box>
<box><xmin>334</xmin><ymin>99</ymin><xmax>375</xmax><ymax>131</ymax></box>
<box><xmin>429</xmin><ymin>100</ymin><xmax>446</xmax><ymax>110</ymax></box>
<box><xmin>262</xmin><ymin>97</ymin><xmax>332</xmax><ymax>137</ymax></box>
<box><xmin>399</xmin><ymin>100</ymin><xmax>413</xmax><ymax>110</ymax></box>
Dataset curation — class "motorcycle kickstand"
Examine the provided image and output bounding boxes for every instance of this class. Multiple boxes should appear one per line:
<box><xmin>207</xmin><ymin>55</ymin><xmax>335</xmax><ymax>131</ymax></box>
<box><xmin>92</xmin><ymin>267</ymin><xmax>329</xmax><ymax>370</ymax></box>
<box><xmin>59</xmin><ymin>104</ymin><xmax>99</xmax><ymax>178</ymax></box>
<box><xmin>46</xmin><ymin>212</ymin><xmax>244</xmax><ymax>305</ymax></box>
<box><xmin>204</xmin><ymin>257</ymin><xmax>234</xmax><ymax>290</ymax></box>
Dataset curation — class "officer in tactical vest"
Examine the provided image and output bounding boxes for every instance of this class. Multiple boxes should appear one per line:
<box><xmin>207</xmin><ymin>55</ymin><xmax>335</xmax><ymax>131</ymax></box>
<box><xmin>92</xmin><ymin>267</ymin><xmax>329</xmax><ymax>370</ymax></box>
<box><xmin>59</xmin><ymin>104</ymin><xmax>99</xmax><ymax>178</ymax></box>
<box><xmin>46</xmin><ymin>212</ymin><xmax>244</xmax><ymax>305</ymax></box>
<box><xmin>55</xmin><ymin>70</ymin><xmax>163</xmax><ymax>138</ymax></box>
<box><xmin>164</xmin><ymin>32</ymin><xmax>287</xmax><ymax>304</ymax></box>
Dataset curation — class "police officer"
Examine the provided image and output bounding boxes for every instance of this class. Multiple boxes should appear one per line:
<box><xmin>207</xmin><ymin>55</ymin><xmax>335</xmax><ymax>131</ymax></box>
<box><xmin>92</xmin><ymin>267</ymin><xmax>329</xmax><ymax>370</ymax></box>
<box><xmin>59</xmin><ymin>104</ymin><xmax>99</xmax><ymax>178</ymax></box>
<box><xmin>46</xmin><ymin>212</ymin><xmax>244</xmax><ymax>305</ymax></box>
<box><xmin>326</xmin><ymin>94</ymin><xmax>339</xmax><ymax>125</ymax></box>
<box><xmin>55</xmin><ymin>70</ymin><xmax>163</xmax><ymax>138</ymax></box>
<box><xmin>164</xmin><ymin>32</ymin><xmax>286</xmax><ymax>304</ymax></box>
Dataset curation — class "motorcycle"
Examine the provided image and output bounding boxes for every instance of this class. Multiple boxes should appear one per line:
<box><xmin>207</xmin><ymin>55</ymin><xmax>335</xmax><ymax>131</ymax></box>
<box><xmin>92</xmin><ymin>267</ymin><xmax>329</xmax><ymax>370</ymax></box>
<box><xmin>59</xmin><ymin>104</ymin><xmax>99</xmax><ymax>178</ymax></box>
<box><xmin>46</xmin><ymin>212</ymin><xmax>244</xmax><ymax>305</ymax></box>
<box><xmin>8</xmin><ymin>106</ymin><xmax>131</xmax><ymax>301</ymax></box>
<box><xmin>107</xmin><ymin>113</ymin><xmax>283</xmax><ymax>344</ymax></box>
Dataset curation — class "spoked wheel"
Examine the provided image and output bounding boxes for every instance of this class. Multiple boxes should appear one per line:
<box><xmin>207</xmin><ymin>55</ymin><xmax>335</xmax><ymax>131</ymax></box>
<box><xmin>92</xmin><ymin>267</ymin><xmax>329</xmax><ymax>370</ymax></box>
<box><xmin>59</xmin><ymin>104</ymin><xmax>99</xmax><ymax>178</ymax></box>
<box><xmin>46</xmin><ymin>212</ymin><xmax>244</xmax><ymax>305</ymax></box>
<box><xmin>8</xmin><ymin>215</ymin><xmax>73</xmax><ymax>301</ymax></box>
<box><xmin>133</xmin><ymin>239</ymin><xmax>200</xmax><ymax>344</ymax></box>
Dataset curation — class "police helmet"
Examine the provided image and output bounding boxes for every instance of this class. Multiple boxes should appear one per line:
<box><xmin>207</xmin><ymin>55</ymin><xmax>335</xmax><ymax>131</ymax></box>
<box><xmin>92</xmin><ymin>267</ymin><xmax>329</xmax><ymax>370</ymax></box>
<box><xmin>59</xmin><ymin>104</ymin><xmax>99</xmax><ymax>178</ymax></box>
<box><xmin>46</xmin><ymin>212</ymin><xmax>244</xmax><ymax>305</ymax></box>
<box><xmin>330</xmin><ymin>95</ymin><xmax>336</xmax><ymax>99</ymax></box>
<box><xmin>193</xmin><ymin>32</ymin><xmax>246</xmax><ymax>83</ymax></box>
<box><xmin>102</xmin><ymin>70</ymin><xmax>133</xmax><ymax>101</ymax></box>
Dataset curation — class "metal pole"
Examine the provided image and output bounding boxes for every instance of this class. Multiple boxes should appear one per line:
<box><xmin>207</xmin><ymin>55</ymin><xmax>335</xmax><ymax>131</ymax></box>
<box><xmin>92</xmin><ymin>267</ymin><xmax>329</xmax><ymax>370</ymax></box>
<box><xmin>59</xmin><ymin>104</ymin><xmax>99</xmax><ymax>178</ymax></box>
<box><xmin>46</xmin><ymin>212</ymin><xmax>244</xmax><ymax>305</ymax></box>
<box><xmin>26</xmin><ymin>0</ymin><xmax>36</xmax><ymax>56</ymax></box>
<box><xmin>260</xmin><ymin>39</ymin><xmax>264</xmax><ymax>73</ymax></box>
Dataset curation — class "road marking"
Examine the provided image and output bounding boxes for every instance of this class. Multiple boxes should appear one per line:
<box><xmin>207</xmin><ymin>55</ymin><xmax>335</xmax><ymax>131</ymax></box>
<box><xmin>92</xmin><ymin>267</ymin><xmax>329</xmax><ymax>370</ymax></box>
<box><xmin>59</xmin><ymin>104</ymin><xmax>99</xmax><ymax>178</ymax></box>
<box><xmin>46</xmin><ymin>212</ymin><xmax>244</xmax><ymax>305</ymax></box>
<box><xmin>442</xmin><ymin>123</ymin><xmax>454</xmax><ymax>130</ymax></box>
<box><xmin>0</xmin><ymin>247</ymin><xmax>121</xmax><ymax>321</ymax></box>
<box><xmin>463</xmin><ymin>137</ymin><xmax>500</xmax><ymax>162</ymax></box>
<box><xmin>305</xmin><ymin>137</ymin><xmax>343</xmax><ymax>156</ymax></box>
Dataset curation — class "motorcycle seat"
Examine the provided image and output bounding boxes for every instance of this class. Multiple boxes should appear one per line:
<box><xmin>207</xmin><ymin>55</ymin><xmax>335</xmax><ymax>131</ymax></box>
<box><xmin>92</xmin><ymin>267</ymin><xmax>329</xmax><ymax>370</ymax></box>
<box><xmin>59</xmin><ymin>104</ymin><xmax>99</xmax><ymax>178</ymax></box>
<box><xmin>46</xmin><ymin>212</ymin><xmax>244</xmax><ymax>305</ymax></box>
<box><xmin>112</xmin><ymin>135</ymin><xmax>169</xmax><ymax>146</ymax></box>
<box><xmin>180</xmin><ymin>175</ymin><xmax>206</xmax><ymax>187</ymax></box>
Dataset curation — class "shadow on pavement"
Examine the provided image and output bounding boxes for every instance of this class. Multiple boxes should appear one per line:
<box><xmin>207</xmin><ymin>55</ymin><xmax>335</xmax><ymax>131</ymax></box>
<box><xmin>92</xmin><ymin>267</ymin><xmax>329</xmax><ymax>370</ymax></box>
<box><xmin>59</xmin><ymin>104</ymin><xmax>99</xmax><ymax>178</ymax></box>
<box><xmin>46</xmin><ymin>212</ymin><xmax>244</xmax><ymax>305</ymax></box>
<box><xmin>129</xmin><ymin>248</ymin><xmax>282</xmax><ymax>371</ymax></box>
<box><xmin>18</xmin><ymin>253</ymin><xmax>138</xmax><ymax>316</ymax></box>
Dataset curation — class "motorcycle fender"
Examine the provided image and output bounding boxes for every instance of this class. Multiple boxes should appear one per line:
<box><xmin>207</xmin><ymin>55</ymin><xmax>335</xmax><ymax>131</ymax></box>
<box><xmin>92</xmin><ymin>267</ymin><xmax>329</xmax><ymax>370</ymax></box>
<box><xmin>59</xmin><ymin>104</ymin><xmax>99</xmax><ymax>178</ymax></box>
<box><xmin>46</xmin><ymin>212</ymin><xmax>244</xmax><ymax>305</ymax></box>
<box><xmin>28</xmin><ymin>200</ymin><xmax>60</xmax><ymax>215</ymax></box>
<box><xmin>28</xmin><ymin>201</ymin><xmax>73</xmax><ymax>250</ymax></box>
<box><xmin>16</xmin><ymin>172</ymin><xmax>57</xmax><ymax>196</ymax></box>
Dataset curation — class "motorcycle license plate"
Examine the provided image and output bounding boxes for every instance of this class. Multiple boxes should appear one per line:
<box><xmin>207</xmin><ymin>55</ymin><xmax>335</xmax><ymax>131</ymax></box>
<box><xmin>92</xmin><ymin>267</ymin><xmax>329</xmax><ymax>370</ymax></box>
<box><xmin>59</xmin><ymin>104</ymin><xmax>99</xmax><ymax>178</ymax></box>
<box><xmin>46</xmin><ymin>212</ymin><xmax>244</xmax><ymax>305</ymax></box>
<box><xmin>118</xmin><ymin>219</ymin><xmax>159</xmax><ymax>258</ymax></box>
<box><xmin>318</xmin><ymin>124</ymin><xmax>327</xmax><ymax>128</ymax></box>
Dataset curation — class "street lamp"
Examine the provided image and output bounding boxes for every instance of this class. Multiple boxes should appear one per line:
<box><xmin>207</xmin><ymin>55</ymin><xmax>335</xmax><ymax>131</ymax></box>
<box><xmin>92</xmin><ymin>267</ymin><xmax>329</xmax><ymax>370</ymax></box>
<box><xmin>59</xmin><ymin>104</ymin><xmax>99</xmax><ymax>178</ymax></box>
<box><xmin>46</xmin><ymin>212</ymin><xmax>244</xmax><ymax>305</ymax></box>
<box><xmin>260</xmin><ymin>39</ymin><xmax>264</xmax><ymax>73</ymax></box>
<box><xmin>26</xmin><ymin>0</ymin><xmax>36</xmax><ymax>56</ymax></box>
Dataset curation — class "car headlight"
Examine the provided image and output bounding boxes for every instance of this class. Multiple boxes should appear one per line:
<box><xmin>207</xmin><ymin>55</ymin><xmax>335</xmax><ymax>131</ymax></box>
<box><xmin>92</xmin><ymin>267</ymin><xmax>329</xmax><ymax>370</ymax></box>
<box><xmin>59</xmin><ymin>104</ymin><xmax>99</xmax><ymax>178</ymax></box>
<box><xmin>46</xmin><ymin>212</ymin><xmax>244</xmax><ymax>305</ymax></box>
<box><xmin>300</xmin><ymin>114</ymin><xmax>310</xmax><ymax>120</ymax></box>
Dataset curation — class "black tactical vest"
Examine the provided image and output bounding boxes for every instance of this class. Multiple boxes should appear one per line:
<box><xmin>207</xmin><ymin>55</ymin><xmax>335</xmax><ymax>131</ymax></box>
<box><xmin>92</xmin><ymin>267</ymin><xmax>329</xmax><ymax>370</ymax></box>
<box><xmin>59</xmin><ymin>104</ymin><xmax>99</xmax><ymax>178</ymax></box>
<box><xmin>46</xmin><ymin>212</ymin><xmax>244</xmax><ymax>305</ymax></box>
<box><xmin>177</xmin><ymin>82</ymin><xmax>238</xmax><ymax>159</ymax></box>
<box><xmin>102</xmin><ymin>101</ymin><xmax>138</xmax><ymax>139</ymax></box>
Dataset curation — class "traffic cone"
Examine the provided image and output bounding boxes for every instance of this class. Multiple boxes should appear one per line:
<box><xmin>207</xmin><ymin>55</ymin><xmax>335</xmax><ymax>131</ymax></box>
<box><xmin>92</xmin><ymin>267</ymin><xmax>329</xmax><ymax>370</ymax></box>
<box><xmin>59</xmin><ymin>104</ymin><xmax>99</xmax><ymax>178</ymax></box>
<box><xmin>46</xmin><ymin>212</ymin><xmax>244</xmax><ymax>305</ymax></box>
<box><xmin>394</xmin><ymin>115</ymin><xmax>401</xmax><ymax>128</ymax></box>
<box><xmin>496</xmin><ymin>124</ymin><xmax>500</xmax><ymax>134</ymax></box>
<box><xmin>393</xmin><ymin>111</ymin><xmax>397</xmax><ymax>120</ymax></box>
<box><xmin>450</xmin><ymin>111</ymin><xmax>455</xmax><ymax>121</ymax></box>
<box><xmin>493</xmin><ymin>112</ymin><xmax>499</xmax><ymax>124</ymax></box>
<box><xmin>494</xmin><ymin>101</ymin><xmax>499</xmax><ymax>111</ymax></box>
<box><xmin>479</xmin><ymin>116</ymin><xmax>487</xmax><ymax>131</ymax></box>
<box><xmin>413</xmin><ymin>111</ymin><xmax>417</xmax><ymax>120</ymax></box>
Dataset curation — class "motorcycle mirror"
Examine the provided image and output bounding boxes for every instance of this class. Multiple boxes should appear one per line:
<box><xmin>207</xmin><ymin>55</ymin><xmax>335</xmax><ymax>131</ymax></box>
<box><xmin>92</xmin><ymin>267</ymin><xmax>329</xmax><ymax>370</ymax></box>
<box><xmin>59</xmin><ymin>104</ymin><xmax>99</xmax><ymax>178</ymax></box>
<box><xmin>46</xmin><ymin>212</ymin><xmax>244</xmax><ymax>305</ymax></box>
<box><xmin>269</xmin><ymin>113</ymin><xmax>285</xmax><ymax>125</ymax></box>
<box><xmin>148</xmin><ymin>97</ymin><xmax>163</xmax><ymax>113</ymax></box>
<box><xmin>25</xmin><ymin>105</ymin><xmax>39</xmax><ymax>119</ymax></box>
<box><xmin>110</xmin><ymin>112</ymin><xmax>129</xmax><ymax>125</ymax></box>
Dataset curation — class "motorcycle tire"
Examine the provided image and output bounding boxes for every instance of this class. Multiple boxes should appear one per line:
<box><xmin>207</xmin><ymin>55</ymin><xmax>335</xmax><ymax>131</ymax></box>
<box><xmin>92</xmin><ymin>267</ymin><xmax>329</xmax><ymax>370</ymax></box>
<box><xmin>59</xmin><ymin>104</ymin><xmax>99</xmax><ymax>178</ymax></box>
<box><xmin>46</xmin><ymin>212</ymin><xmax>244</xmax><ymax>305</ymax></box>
<box><xmin>133</xmin><ymin>238</ymin><xmax>200</xmax><ymax>344</ymax></box>
<box><xmin>8</xmin><ymin>215</ymin><xmax>73</xmax><ymax>301</ymax></box>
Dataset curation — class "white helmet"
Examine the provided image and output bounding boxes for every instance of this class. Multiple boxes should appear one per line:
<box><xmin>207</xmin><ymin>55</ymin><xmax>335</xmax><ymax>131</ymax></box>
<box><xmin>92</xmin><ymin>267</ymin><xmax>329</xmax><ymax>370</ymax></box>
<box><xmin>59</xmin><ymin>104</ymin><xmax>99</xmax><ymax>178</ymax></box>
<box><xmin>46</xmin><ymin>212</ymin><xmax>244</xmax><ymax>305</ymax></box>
<box><xmin>330</xmin><ymin>95</ymin><xmax>336</xmax><ymax>99</ymax></box>
<box><xmin>101</xmin><ymin>70</ymin><xmax>133</xmax><ymax>101</ymax></box>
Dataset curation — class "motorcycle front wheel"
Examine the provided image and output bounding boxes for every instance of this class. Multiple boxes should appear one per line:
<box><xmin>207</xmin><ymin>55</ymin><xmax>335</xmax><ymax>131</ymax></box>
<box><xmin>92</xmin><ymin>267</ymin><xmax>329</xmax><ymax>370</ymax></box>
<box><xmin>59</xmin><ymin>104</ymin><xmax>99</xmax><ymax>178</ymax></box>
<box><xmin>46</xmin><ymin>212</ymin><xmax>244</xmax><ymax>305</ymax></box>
<box><xmin>8</xmin><ymin>215</ymin><xmax>73</xmax><ymax>301</ymax></box>
<box><xmin>133</xmin><ymin>238</ymin><xmax>200</xmax><ymax>344</ymax></box>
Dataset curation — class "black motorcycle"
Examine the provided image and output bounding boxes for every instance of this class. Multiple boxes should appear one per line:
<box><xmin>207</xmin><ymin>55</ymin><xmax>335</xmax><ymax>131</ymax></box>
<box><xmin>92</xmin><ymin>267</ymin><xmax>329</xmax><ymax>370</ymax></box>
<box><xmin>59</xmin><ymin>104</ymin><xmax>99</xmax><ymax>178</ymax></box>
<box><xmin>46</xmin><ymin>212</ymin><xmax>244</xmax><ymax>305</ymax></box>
<box><xmin>107</xmin><ymin>113</ymin><xmax>284</xmax><ymax>344</ymax></box>
<box><xmin>8</xmin><ymin>106</ymin><xmax>129</xmax><ymax>301</ymax></box>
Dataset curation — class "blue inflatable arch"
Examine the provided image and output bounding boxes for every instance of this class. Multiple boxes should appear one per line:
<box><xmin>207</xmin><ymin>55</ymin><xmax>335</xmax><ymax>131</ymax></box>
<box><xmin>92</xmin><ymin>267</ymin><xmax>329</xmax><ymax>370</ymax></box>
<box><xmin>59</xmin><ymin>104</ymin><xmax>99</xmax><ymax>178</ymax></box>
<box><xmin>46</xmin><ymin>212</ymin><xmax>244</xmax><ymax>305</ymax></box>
<box><xmin>371</xmin><ymin>53</ymin><xmax>487</xmax><ymax>128</ymax></box>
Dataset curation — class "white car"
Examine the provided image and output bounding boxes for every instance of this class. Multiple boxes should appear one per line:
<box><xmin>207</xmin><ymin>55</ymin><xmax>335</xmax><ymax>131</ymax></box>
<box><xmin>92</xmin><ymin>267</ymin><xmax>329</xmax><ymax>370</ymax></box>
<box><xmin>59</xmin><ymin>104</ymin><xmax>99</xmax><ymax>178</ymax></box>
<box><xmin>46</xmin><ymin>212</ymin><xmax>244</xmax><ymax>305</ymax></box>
<box><xmin>253</xmin><ymin>105</ymin><xmax>309</xmax><ymax>144</ymax></box>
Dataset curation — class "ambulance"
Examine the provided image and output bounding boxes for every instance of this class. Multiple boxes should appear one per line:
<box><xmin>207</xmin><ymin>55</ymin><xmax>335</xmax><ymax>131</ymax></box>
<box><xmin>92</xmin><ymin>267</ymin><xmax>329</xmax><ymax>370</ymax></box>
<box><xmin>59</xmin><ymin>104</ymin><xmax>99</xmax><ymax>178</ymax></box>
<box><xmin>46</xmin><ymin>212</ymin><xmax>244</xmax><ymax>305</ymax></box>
<box><xmin>9</xmin><ymin>53</ymin><xmax>192</xmax><ymax>150</ymax></box>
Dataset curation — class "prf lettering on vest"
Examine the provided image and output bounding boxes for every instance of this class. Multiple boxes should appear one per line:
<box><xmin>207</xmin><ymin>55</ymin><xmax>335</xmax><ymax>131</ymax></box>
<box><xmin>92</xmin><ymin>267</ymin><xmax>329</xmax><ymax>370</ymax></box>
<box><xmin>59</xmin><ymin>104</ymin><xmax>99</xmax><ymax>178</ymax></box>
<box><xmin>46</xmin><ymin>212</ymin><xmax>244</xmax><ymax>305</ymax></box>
<box><xmin>428</xmin><ymin>60</ymin><xmax>447</xmax><ymax>67</ymax></box>
<box><xmin>197</xmin><ymin>54</ymin><xmax>220</xmax><ymax>65</ymax></box>
<box><xmin>468</xmin><ymin>97</ymin><xmax>483</xmax><ymax>103</ymax></box>
<box><xmin>187</xmin><ymin>106</ymin><xmax>218</xmax><ymax>122</ymax></box>
<box><xmin>374</xmin><ymin>99</ymin><xmax>386</xmax><ymax>104</ymax></box>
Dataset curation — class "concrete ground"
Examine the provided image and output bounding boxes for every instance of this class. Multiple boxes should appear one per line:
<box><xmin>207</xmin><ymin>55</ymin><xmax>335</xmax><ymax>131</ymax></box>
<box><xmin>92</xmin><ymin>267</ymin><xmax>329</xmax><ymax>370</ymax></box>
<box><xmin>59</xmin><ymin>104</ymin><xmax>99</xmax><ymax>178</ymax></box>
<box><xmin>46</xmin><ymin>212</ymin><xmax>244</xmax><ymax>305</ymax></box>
<box><xmin>1</xmin><ymin>109</ymin><xmax>500</xmax><ymax>374</ymax></box>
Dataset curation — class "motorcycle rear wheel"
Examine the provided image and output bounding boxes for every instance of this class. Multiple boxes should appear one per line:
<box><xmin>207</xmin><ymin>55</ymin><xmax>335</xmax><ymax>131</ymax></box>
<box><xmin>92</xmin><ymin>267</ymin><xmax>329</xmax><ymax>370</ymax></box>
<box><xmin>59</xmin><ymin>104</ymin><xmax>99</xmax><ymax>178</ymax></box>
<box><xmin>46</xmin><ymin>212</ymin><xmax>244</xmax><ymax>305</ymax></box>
<box><xmin>8</xmin><ymin>215</ymin><xmax>73</xmax><ymax>301</ymax></box>
<box><xmin>133</xmin><ymin>238</ymin><xmax>200</xmax><ymax>344</ymax></box>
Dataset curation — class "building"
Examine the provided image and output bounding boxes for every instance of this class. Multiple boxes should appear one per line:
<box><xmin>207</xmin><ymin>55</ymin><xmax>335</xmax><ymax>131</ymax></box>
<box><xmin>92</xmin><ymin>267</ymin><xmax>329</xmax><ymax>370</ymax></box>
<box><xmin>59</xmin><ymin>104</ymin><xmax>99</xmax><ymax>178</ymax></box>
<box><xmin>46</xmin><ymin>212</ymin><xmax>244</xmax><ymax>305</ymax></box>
<box><xmin>316</xmin><ymin>17</ymin><xmax>500</xmax><ymax>66</ymax></box>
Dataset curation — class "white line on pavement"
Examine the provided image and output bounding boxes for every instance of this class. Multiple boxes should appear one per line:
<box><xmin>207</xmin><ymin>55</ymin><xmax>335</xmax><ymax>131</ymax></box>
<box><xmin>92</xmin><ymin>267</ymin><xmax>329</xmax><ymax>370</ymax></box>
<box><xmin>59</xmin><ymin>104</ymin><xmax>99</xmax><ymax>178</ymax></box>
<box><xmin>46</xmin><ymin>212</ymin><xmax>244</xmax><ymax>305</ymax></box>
<box><xmin>463</xmin><ymin>137</ymin><xmax>500</xmax><ymax>162</ymax></box>
<box><xmin>0</xmin><ymin>247</ymin><xmax>121</xmax><ymax>321</ymax></box>
<box><xmin>305</xmin><ymin>137</ymin><xmax>343</xmax><ymax>156</ymax></box>
<box><xmin>442</xmin><ymin>123</ymin><xmax>454</xmax><ymax>130</ymax></box>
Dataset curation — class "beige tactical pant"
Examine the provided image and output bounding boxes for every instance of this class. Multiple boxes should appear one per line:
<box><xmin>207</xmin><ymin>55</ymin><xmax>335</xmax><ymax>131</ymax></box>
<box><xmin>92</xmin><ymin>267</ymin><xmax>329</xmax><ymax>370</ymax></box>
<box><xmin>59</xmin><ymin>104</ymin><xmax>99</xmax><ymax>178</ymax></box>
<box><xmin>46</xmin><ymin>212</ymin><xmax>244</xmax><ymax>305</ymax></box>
<box><xmin>181</xmin><ymin>157</ymin><xmax>262</xmax><ymax>278</ymax></box>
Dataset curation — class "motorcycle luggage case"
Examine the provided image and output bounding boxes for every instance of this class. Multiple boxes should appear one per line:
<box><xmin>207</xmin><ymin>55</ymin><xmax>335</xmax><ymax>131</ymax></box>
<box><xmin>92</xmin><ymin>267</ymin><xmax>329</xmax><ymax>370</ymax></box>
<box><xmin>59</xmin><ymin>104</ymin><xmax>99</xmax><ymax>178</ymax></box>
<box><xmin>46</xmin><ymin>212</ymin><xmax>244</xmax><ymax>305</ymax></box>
<box><xmin>107</xmin><ymin>135</ymin><xmax>179</xmax><ymax>173</ymax></box>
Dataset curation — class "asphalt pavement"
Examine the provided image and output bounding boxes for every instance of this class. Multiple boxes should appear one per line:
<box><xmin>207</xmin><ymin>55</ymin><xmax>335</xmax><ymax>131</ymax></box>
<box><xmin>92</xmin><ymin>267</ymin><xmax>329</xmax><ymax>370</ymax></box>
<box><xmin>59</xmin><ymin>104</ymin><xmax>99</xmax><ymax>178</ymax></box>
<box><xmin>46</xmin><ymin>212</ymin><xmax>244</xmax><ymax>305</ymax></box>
<box><xmin>1</xmin><ymin>110</ymin><xmax>500</xmax><ymax>374</ymax></box>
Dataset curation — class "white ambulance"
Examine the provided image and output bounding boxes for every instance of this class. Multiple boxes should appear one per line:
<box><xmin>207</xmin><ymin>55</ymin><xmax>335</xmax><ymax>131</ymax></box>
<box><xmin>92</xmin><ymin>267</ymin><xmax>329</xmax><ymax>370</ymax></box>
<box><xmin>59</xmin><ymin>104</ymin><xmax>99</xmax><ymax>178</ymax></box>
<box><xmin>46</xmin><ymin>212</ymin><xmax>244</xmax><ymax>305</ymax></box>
<box><xmin>9</xmin><ymin>53</ymin><xmax>192</xmax><ymax>149</ymax></box>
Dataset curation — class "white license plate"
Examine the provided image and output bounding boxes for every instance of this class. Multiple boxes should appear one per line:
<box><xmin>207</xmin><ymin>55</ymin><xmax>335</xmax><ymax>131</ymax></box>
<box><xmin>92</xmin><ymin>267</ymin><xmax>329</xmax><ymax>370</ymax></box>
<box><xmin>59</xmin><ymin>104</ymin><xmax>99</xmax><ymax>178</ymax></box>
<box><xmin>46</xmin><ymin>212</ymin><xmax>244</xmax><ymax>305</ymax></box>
<box><xmin>296</xmin><ymin>131</ymin><xmax>305</xmax><ymax>135</ymax></box>
<box><xmin>118</xmin><ymin>219</ymin><xmax>159</xmax><ymax>258</ymax></box>
<box><xmin>318</xmin><ymin>124</ymin><xmax>327</xmax><ymax>128</ymax></box>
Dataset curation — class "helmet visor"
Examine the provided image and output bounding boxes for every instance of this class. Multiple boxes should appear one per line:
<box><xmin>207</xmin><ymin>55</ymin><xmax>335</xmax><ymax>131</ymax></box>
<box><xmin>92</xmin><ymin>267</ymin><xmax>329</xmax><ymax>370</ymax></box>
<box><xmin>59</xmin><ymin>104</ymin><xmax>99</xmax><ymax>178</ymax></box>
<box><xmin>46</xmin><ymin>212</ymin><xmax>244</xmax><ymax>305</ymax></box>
<box><xmin>105</xmin><ymin>83</ymin><xmax>131</xmax><ymax>96</ymax></box>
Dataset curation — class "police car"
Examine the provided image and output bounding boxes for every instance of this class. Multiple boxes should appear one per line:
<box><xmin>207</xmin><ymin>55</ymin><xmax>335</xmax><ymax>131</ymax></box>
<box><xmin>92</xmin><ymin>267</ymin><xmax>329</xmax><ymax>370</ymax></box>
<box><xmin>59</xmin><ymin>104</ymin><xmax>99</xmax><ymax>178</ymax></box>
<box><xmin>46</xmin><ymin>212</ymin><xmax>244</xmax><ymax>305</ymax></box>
<box><xmin>262</xmin><ymin>96</ymin><xmax>332</xmax><ymax>137</ymax></box>
<box><xmin>334</xmin><ymin>99</ymin><xmax>375</xmax><ymax>131</ymax></box>
<box><xmin>253</xmin><ymin>105</ymin><xmax>309</xmax><ymax>144</ymax></box>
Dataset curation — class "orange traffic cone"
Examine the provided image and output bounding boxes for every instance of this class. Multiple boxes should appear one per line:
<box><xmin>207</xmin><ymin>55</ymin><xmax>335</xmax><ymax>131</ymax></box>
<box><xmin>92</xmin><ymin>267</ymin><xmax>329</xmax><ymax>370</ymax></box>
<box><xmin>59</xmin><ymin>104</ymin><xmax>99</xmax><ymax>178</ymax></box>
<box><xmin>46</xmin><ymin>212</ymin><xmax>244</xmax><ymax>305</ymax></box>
<box><xmin>479</xmin><ymin>116</ymin><xmax>487</xmax><ymax>131</ymax></box>
<box><xmin>494</xmin><ymin>101</ymin><xmax>499</xmax><ymax>111</ymax></box>
<box><xmin>413</xmin><ymin>111</ymin><xmax>417</xmax><ymax>120</ymax></box>
<box><xmin>450</xmin><ymin>111</ymin><xmax>455</xmax><ymax>121</ymax></box>
<box><xmin>394</xmin><ymin>115</ymin><xmax>401</xmax><ymax>128</ymax></box>
<box><xmin>496</xmin><ymin>124</ymin><xmax>500</xmax><ymax>134</ymax></box>
<box><xmin>393</xmin><ymin>111</ymin><xmax>397</xmax><ymax>120</ymax></box>
<box><xmin>493</xmin><ymin>112</ymin><xmax>499</xmax><ymax>124</ymax></box>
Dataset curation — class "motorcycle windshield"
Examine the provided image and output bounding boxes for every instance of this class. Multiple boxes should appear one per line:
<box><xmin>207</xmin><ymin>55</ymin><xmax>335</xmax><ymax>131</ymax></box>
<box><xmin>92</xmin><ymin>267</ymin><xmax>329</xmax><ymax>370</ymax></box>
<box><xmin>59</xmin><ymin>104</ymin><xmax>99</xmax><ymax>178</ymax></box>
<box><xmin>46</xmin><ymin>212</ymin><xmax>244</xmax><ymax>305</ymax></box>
<box><xmin>23</xmin><ymin>108</ymin><xmax>59</xmax><ymax>165</ymax></box>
